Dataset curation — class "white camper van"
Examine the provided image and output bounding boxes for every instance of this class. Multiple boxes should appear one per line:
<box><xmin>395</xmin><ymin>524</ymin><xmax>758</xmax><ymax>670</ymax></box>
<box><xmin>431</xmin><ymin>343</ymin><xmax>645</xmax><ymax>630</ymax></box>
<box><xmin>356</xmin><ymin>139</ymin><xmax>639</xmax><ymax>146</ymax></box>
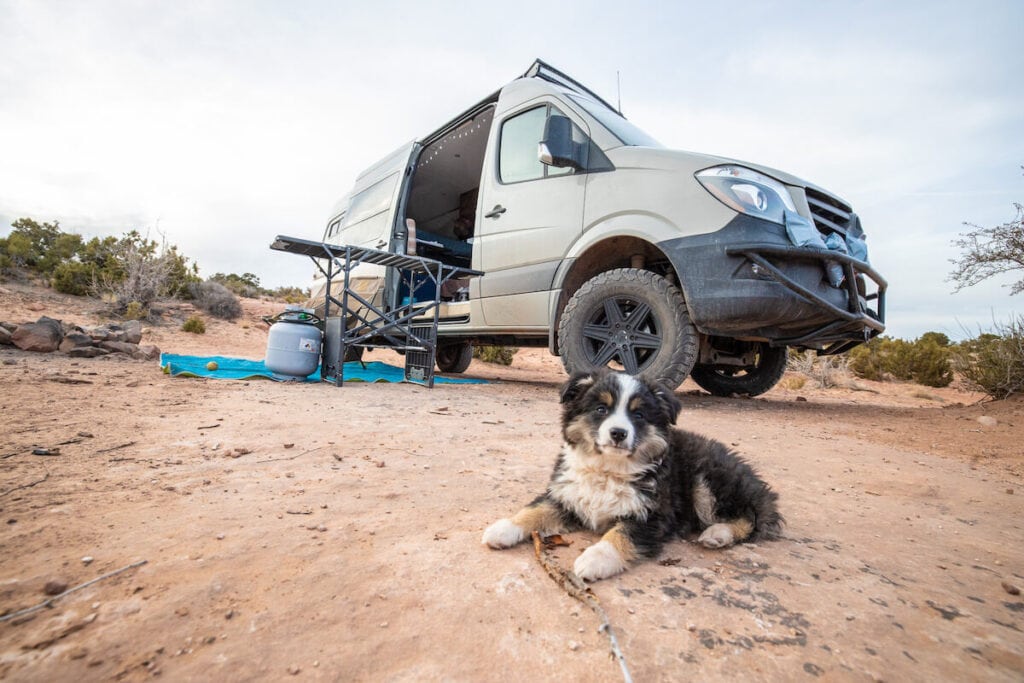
<box><xmin>310</xmin><ymin>60</ymin><xmax>886</xmax><ymax>395</ymax></box>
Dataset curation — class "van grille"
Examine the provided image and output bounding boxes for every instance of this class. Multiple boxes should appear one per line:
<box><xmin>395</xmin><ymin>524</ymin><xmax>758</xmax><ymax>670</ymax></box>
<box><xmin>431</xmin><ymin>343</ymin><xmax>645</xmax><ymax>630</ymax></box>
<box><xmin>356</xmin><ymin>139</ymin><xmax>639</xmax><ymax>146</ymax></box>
<box><xmin>806</xmin><ymin>188</ymin><xmax>853</xmax><ymax>236</ymax></box>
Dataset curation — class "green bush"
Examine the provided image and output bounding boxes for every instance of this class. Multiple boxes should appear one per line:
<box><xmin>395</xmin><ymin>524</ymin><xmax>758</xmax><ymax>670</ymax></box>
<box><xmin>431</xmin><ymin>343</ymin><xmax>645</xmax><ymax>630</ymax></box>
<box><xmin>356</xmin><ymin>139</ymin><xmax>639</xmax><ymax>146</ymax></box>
<box><xmin>123</xmin><ymin>301</ymin><xmax>148</xmax><ymax>320</ymax></box>
<box><xmin>952</xmin><ymin>317</ymin><xmax>1024</xmax><ymax>399</ymax></box>
<box><xmin>190</xmin><ymin>280</ymin><xmax>243</xmax><ymax>320</ymax></box>
<box><xmin>847</xmin><ymin>334</ymin><xmax>953</xmax><ymax>387</ymax></box>
<box><xmin>182</xmin><ymin>315</ymin><xmax>206</xmax><ymax>334</ymax></box>
<box><xmin>473</xmin><ymin>346</ymin><xmax>518</xmax><ymax>365</ymax></box>
<box><xmin>51</xmin><ymin>260</ymin><xmax>94</xmax><ymax>296</ymax></box>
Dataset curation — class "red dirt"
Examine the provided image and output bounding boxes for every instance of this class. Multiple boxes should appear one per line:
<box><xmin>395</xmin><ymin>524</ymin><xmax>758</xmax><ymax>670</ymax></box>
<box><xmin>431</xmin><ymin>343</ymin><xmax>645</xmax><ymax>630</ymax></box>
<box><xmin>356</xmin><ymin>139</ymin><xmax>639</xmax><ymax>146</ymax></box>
<box><xmin>1</xmin><ymin>281</ymin><xmax>1022</xmax><ymax>681</ymax></box>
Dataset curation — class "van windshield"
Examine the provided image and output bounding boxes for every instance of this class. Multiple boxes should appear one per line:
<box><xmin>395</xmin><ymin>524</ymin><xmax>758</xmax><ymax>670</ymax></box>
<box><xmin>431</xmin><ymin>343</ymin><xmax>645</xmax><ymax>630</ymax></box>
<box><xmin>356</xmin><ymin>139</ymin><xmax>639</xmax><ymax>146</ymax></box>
<box><xmin>568</xmin><ymin>94</ymin><xmax>662</xmax><ymax>148</ymax></box>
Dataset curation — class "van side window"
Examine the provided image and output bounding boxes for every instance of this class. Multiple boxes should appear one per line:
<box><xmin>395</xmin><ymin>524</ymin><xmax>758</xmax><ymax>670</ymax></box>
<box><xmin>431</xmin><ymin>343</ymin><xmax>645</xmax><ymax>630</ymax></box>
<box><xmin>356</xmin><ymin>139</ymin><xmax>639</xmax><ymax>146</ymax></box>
<box><xmin>345</xmin><ymin>173</ymin><xmax>398</xmax><ymax>226</ymax></box>
<box><xmin>499</xmin><ymin>105</ymin><xmax>578</xmax><ymax>184</ymax></box>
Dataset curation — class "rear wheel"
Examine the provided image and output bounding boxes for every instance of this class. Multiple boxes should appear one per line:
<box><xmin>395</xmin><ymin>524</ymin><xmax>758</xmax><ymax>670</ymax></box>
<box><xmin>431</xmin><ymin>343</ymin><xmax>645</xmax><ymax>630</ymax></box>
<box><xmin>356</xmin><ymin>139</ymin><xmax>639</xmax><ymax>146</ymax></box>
<box><xmin>690</xmin><ymin>343</ymin><xmax>788</xmax><ymax>397</ymax></box>
<box><xmin>558</xmin><ymin>269</ymin><xmax>698</xmax><ymax>390</ymax></box>
<box><xmin>436</xmin><ymin>342</ymin><xmax>473</xmax><ymax>374</ymax></box>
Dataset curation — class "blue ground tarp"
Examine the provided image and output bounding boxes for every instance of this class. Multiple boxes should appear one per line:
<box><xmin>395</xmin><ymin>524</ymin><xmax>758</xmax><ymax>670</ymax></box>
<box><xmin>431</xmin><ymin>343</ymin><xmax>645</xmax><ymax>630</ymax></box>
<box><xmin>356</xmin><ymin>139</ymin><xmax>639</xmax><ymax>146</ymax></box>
<box><xmin>159</xmin><ymin>353</ymin><xmax>485</xmax><ymax>384</ymax></box>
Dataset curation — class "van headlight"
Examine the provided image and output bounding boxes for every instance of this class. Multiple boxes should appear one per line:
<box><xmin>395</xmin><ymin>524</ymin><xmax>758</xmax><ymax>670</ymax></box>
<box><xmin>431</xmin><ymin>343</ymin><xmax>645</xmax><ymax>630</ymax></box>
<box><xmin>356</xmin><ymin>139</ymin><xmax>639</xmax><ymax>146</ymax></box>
<box><xmin>696</xmin><ymin>165</ymin><xmax>797</xmax><ymax>225</ymax></box>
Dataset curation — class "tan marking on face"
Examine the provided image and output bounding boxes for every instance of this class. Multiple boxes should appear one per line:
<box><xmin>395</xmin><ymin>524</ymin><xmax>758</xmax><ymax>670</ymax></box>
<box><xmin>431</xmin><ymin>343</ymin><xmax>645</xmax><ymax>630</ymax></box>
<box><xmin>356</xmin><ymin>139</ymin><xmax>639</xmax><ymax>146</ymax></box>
<box><xmin>565</xmin><ymin>415</ymin><xmax>596</xmax><ymax>450</ymax></box>
<box><xmin>628</xmin><ymin>396</ymin><xmax>643</xmax><ymax>413</ymax></box>
<box><xmin>511</xmin><ymin>501</ymin><xmax>565</xmax><ymax>534</ymax></box>
<box><xmin>726</xmin><ymin>518</ymin><xmax>754</xmax><ymax>542</ymax></box>
<box><xmin>602</xmin><ymin>524</ymin><xmax>638</xmax><ymax>563</ymax></box>
<box><xmin>597</xmin><ymin>390</ymin><xmax>614</xmax><ymax>407</ymax></box>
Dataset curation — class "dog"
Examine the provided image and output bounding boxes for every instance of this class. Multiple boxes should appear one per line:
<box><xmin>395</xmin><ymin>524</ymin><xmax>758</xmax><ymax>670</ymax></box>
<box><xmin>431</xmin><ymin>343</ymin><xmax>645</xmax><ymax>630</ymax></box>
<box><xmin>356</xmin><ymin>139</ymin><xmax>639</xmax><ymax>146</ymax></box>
<box><xmin>482</xmin><ymin>369</ymin><xmax>782</xmax><ymax>581</ymax></box>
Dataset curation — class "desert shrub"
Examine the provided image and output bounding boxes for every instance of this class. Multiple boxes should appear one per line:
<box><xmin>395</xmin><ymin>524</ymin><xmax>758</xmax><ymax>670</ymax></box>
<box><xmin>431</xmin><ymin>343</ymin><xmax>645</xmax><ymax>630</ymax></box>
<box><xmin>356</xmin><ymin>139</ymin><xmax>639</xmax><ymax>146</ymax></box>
<box><xmin>268</xmin><ymin>285</ymin><xmax>309</xmax><ymax>303</ymax></box>
<box><xmin>473</xmin><ymin>345</ymin><xmax>518</xmax><ymax>365</ymax></box>
<box><xmin>847</xmin><ymin>334</ymin><xmax>953</xmax><ymax>387</ymax></box>
<box><xmin>190</xmin><ymin>280</ymin><xmax>242</xmax><ymax>320</ymax></box>
<box><xmin>51</xmin><ymin>260</ymin><xmax>94</xmax><ymax>296</ymax></box>
<box><xmin>787</xmin><ymin>349</ymin><xmax>850</xmax><ymax>388</ymax></box>
<box><xmin>952</xmin><ymin>317</ymin><xmax>1024</xmax><ymax>399</ymax></box>
<box><xmin>210</xmin><ymin>272</ymin><xmax>262</xmax><ymax>298</ymax></box>
<box><xmin>123</xmin><ymin>301</ymin><xmax>148</xmax><ymax>320</ymax></box>
<box><xmin>182</xmin><ymin>315</ymin><xmax>206</xmax><ymax>334</ymax></box>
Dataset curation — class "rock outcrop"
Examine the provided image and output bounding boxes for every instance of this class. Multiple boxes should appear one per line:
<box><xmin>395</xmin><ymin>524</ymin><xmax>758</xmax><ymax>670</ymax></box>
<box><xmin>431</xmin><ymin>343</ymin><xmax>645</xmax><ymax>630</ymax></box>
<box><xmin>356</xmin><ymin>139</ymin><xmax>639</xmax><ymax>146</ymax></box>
<box><xmin>0</xmin><ymin>316</ymin><xmax>160</xmax><ymax>360</ymax></box>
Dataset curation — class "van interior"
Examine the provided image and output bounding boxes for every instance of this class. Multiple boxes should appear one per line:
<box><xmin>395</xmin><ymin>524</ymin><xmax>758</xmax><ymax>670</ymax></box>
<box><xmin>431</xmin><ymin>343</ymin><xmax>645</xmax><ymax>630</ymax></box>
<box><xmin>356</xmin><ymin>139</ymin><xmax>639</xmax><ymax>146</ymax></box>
<box><xmin>403</xmin><ymin>105</ymin><xmax>495</xmax><ymax>273</ymax></box>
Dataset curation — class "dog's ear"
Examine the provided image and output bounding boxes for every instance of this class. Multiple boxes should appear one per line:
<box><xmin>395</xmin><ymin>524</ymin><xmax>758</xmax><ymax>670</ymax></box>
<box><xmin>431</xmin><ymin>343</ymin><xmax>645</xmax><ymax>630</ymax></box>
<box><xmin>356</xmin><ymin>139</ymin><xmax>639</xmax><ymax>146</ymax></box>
<box><xmin>560</xmin><ymin>371</ymin><xmax>597</xmax><ymax>404</ymax></box>
<box><xmin>651</xmin><ymin>382</ymin><xmax>682</xmax><ymax>424</ymax></box>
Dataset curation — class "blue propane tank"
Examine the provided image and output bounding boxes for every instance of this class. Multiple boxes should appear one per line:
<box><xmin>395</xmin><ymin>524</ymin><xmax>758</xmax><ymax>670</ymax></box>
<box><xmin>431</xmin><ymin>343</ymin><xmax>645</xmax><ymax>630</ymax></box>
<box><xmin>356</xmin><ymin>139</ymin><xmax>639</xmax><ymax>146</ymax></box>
<box><xmin>265</xmin><ymin>306</ymin><xmax>322</xmax><ymax>380</ymax></box>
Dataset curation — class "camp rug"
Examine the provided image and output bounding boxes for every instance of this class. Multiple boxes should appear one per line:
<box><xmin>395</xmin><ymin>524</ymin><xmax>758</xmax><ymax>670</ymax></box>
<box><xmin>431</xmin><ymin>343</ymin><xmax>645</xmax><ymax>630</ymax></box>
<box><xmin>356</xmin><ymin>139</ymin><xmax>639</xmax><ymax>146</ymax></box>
<box><xmin>159</xmin><ymin>353</ymin><xmax>487</xmax><ymax>384</ymax></box>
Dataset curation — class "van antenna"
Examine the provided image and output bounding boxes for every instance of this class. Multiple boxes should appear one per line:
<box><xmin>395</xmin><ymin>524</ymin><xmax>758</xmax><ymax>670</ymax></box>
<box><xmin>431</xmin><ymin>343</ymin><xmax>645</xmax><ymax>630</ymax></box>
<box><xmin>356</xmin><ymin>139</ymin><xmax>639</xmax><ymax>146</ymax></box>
<box><xmin>616</xmin><ymin>70</ymin><xmax>622</xmax><ymax>114</ymax></box>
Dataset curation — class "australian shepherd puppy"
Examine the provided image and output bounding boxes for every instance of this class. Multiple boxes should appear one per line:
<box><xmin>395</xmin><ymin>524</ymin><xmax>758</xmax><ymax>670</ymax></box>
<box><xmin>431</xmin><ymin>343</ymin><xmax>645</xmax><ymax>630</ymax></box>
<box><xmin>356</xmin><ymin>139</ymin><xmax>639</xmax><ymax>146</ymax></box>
<box><xmin>482</xmin><ymin>369</ymin><xmax>783</xmax><ymax>582</ymax></box>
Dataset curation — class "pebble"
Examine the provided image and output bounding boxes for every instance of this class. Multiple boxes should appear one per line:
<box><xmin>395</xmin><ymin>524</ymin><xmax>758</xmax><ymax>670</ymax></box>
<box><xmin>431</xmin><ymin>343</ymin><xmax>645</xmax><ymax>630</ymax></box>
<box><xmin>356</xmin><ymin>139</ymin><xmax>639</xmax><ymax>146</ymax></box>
<box><xmin>81</xmin><ymin>556</ymin><xmax>94</xmax><ymax>565</ymax></box>
<box><xmin>568</xmin><ymin>641</ymin><xmax>580</xmax><ymax>651</ymax></box>
<box><xmin>977</xmin><ymin>415</ymin><xmax>997</xmax><ymax>427</ymax></box>
<box><xmin>1002</xmin><ymin>581</ymin><xmax>1021</xmax><ymax>596</ymax></box>
<box><xmin>43</xmin><ymin>580</ymin><xmax>68</xmax><ymax>596</ymax></box>
<box><xmin>287</xmin><ymin>665</ymin><xmax>301</xmax><ymax>675</ymax></box>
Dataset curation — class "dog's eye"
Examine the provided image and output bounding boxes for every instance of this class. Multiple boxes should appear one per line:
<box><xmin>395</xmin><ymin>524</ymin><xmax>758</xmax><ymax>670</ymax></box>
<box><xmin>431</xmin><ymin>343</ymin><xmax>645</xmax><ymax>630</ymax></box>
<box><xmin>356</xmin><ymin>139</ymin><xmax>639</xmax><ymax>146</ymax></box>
<box><xmin>595</xmin><ymin>405</ymin><xmax>608</xmax><ymax>416</ymax></box>
<box><xmin>632</xmin><ymin>411</ymin><xmax>645</xmax><ymax>422</ymax></box>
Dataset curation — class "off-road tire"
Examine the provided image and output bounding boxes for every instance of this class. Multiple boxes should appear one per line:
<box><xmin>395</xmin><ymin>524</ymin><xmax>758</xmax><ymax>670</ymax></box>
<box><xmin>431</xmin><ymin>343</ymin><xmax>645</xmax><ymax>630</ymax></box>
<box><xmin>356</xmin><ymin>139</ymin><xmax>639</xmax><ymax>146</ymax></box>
<box><xmin>436</xmin><ymin>342</ymin><xmax>473</xmax><ymax>374</ymax></box>
<box><xmin>558</xmin><ymin>269</ymin><xmax>698</xmax><ymax>390</ymax></box>
<box><xmin>690</xmin><ymin>344</ymin><xmax>788</xmax><ymax>397</ymax></box>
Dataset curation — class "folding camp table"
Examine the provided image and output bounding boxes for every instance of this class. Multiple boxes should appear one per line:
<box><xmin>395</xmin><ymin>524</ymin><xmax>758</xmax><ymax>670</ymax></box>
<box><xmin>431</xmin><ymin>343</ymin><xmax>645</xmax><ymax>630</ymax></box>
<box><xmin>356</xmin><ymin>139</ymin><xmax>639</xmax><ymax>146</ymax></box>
<box><xmin>270</xmin><ymin>235</ymin><xmax>482</xmax><ymax>387</ymax></box>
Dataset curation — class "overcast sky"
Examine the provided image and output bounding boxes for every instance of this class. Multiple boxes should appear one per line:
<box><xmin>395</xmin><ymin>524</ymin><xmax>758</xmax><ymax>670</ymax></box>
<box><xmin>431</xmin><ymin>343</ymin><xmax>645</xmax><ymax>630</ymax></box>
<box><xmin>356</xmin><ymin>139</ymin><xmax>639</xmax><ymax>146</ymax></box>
<box><xmin>1</xmin><ymin>1</ymin><xmax>1022</xmax><ymax>340</ymax></box>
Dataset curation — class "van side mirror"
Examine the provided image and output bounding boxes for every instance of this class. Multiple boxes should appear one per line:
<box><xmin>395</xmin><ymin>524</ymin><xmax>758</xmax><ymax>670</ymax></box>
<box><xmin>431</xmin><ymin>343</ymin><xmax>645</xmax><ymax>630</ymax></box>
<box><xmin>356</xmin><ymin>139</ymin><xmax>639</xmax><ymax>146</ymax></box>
<box><xmin>539</xmin><ymin>114</ymin><xmax>583</xmax><ymax>171</ymax></box>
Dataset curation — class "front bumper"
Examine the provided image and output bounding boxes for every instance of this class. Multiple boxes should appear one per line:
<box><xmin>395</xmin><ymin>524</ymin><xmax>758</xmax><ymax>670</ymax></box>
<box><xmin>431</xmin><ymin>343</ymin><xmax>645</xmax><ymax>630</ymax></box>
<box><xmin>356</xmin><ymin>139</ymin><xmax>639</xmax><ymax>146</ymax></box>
<box><xmin>661</xmin><ymin>215</ymin><xmax>887</xmax><ymax>353</ymax></box>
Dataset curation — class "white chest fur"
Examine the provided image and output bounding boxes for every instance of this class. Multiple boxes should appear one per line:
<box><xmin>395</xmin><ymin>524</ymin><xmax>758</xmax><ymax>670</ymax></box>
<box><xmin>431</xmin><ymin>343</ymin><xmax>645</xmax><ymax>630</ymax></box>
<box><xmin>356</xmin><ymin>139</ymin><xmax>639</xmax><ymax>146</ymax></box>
<box><xmin>548</xmin><ymin>443</ymin><xmax>652</xmax><ymax>531</ymax></box>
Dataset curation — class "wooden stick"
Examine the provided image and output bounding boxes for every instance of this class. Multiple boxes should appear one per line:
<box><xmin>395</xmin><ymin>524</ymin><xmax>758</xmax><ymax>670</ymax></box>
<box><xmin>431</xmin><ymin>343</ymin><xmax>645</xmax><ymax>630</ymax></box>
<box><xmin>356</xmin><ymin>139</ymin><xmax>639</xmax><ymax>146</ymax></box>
<box><xmin>531</xmin><ymin>532</ymin><xmax>633</xmax><ymax>683</ymax></box>
<box><xmin>0</xmin><ymin>472</ymin><xmax>49</xmax><ymax>498</ymax></box>
<box><xmin>0</xmin><ymin>560</ymin><xmax>148</xmax><ymax>623</ymax></box>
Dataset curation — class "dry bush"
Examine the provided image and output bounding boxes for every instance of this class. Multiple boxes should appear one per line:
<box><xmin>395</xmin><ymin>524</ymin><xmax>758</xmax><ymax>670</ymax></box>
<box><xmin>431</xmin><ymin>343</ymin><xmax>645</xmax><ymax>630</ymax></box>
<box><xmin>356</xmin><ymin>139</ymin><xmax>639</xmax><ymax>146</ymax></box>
<box><xmin>787</xmin><ymin>350</ymin><xmax>851</xmax><ymax>389</ymax></box>
<box><xmin>952</xmin><ymin>316</ymin><xmax>1024</xmax><ymax>399</ymax></box>
<box><xmin>190</xmin><ymin>281</ymin><xmax>243</xmax><ymax>320</ymax></box>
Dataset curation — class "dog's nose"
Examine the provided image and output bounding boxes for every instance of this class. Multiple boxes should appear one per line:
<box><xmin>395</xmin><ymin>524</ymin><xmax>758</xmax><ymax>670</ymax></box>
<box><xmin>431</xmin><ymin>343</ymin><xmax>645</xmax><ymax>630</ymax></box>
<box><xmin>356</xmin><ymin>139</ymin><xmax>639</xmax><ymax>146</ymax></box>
<box><xmin>609</xmin><ymin>427</ymin><xmax>628</xmax><ymax>444</ymax></box>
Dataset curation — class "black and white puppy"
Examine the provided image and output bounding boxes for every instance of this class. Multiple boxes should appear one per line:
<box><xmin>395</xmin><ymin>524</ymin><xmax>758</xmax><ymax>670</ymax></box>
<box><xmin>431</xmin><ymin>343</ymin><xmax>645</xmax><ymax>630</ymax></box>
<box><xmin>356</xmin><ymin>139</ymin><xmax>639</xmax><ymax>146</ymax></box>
<box><xmin>482</xmin><ymin>369</ymin><xmax>783</xmax><ymax>581</ymax></box>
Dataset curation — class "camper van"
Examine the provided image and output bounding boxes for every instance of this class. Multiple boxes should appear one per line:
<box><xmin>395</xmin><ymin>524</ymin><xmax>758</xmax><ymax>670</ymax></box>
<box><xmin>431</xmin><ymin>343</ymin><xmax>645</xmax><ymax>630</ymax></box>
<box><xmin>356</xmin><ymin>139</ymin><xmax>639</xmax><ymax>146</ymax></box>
<box><xmin>310</xmin><ymin>60</ymin><xmax>886</xmax><ymax>396</ymax></box>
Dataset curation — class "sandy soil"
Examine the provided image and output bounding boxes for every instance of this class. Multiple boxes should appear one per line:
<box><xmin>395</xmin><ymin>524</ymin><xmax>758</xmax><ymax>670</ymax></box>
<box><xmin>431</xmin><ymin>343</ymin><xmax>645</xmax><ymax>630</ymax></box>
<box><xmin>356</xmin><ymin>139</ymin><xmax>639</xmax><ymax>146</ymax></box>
<box><xmin>1</xmin><ymin>282</ymin><xmax>1022</xmax><ymax>682</ymax></box>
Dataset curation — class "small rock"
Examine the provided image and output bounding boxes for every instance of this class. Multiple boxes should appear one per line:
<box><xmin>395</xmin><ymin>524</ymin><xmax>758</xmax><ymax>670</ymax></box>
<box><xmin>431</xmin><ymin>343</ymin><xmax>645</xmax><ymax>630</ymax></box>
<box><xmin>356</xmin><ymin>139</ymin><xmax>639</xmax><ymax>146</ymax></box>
<box><xmin>977</xmin><ymin>415</ymin><xmax>997</xmax><ymax>427</ymax></box>
<box><xmin>43</xmin><ymin>580</ymin><xmax>68</xmax><ymax>596</ymax></box>
<box><xmin>568</xmin><ymin>641</ymin><xmax>580</xmax><ymax>651</ymax></box>
<box><xmin>287</xmin><ymin>665</ymin><xmax>301</xmax><ymax>675</ymax></box>
<box><xmin>81</xmin><ymin>556</ymin><xmax>94</xmax><ymax>565</ymax></box>
<box><xmin>1003</xmin><ymin>581</ymin><xmax>1021</xmax><ymax>596</ymax></box>
<box><xmin>795</xmin><ymin>396</ymin><xmax>808</xmax><ymax>402</ymax></box>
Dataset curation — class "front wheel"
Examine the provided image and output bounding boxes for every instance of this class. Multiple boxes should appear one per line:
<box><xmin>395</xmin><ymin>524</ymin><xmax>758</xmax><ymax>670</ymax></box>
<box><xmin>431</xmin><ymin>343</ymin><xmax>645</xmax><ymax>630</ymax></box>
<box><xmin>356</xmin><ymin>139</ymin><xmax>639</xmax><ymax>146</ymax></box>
<box><xmin>690</xmin><ymin>343</ymin><xmax>788</xmax><ymax>397</ymax></box>
<box><xmin>557</xmin><ymin>269</ymin><xmax>698</xmax><ymax>390</ymax></box>
<box><xmin>436</xmin><ymin>342</ymin><xmax>473</xmax><ymax>374</ymax></box>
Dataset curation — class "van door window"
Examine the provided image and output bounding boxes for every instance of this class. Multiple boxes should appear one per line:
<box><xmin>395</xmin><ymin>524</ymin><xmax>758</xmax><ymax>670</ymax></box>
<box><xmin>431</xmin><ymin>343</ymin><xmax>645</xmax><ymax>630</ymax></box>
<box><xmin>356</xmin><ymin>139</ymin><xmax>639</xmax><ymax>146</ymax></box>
<box><xmin>499</xmin><ymin>105</ymin><xmax>576</xmax><ymax>184</ymax></box>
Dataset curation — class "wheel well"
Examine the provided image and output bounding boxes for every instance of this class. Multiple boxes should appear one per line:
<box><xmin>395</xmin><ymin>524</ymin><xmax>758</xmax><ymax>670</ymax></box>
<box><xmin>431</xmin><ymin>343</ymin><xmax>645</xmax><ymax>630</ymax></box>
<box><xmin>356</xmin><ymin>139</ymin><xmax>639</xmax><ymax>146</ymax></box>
<box><xmin>552</xmin><ymin>236</ymin><xmax>677</xmax><ymax>352</ymax></box>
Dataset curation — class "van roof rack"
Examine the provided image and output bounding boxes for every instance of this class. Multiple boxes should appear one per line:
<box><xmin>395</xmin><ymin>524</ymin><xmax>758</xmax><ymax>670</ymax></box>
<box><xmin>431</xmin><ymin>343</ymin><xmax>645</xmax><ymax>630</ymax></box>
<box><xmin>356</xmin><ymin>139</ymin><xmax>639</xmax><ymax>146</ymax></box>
<box><xmin>523</xmin><ymin>59</ymin><xmax>621</xmax><ymax>115</ymax></box>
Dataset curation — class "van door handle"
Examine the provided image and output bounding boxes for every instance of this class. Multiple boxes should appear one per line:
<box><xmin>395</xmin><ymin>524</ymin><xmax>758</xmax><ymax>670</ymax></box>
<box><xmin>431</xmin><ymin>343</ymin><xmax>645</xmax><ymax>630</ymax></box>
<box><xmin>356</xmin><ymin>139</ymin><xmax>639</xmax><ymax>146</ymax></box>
<box><xmin>375</xmin><ymin>240</ymin><xmax>387</xmax><ymax>249</ymax></box>
<box><xmin>484</xmin><ymin>205</ymin><xmax>506</xmax><ymax>219</ymax></box>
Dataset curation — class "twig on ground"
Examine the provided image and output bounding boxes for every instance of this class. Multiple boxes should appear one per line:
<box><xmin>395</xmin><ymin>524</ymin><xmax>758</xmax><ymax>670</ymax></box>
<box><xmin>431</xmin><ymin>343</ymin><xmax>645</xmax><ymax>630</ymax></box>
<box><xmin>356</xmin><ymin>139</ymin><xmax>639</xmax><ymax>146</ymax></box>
<box><xmin>531</xmin><ymin>532</ymin><xmax>633</xmax><ymax>683</ymax></box>
<box><xmin>96</xmin><ymin>442</ymin><xmax>136</xmax><ymax>454</ymax></box>
<box><xmin>256</xmin><ymin>446</ymin><xmax>327</xmax><ymax>464</ymax></box>
<box><xmin>197</xmin><ymin>424</ymin><xmax>220</xmax><ymax>430</ymax></box>
<box><xmin>0</xmin><ymin>472</ymin><xmax>50</xmax><ymax>498</ymax></box>
<box><xmin>0</xmin><ymin>559</ymin><xmax>148</xmax><ymax>623</ymax></box>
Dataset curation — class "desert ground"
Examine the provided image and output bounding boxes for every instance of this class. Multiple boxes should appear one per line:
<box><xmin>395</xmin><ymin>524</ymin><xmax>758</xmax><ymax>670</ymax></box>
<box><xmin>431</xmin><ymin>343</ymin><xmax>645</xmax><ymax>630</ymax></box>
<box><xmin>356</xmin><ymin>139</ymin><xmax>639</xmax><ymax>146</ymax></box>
<box><xmin>1</xmin><ymin>281</ymin><xmax>1022</xmax><ymax>682</ymax></box>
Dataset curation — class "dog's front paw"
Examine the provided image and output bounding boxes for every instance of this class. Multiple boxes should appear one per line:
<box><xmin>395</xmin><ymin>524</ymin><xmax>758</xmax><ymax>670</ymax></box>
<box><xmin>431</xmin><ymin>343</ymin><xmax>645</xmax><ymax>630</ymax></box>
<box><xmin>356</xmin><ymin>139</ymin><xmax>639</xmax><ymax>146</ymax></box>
<box><xmin>698</xmin><ymin>523</ymin><xmax>735</xmax><ymax>549</ymax></box>
<box><xmin>573</xmin><ymin>540</ymin><xmax>628</xmax><ymax>582</ymax></box>
<box><xmin>482</xmin><ymin>518</ymin><xmax>526</xmax><ymax>549</ymax></box>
